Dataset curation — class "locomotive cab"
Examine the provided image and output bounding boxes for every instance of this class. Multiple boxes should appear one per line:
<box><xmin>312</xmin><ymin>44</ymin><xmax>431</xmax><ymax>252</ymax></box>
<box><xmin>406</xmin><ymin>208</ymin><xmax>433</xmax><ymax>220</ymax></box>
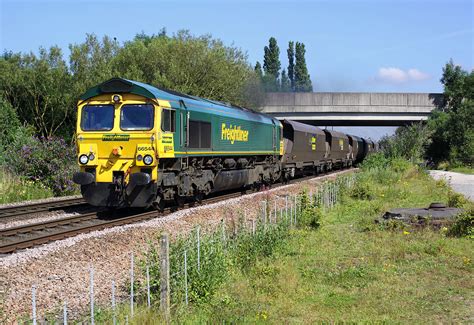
<box><xmin>73</xmin><ymin>79</ymin><xmax>173</xmax><ymax>207</ymax></box>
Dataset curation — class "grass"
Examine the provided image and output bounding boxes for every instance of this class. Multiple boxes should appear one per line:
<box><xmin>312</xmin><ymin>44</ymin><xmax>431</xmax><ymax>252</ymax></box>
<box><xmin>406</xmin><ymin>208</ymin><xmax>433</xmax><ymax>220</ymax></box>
<box><xmin>173</xmin><ymin>165</ymin><xmax>473</xmax><ymax>323</ymax></box>
<box><xmin>95</xmin><ymin>161</ymin><xmax>474</xmax><ymax>324</ymax></box>
<box><xmin>0</xmin><ymin>168</ymin><xmax>53</xmax><ymax>204</ymax></box>
<box><xmin>449</xmin><ymin>166</ymin><xmax>474</xmax><ymax>175</ymax></box>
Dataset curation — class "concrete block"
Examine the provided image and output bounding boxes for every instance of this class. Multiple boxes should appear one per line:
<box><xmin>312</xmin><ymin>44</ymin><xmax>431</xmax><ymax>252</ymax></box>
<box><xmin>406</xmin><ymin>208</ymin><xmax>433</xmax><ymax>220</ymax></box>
<box><xmin>265</xmin><ymin>93</ymin><xmax>295</xmax><ymax>106</ymax></box>
<box><xmin>370</xmin><ymin>93</ymin><xmax>407</xmax><ymax>106</ymax></box>
<box><xmin>331</xmin><ymin>93</ymin><xmax>371</xmax><ymax>106</ymax></box>
<box><xmin>294</xmin><ymin>93</ymin><xmax>332</xmax><ymax>106</ymax></box>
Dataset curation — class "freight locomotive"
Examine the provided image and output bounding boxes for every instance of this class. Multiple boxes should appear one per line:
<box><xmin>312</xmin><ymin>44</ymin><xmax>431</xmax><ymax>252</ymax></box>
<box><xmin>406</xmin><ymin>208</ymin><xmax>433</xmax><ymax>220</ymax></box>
<box><xmin>73</xmin><ymin>78</ymin><xmax>375</xmax><ymax>209</ymax></box>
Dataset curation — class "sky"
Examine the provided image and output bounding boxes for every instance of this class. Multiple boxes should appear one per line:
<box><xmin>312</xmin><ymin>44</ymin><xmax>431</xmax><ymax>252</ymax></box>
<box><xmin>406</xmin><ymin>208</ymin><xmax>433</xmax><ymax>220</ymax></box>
<box><xmin>1</xmin><ymin>0</ymin><xmax>473</xmax><ymax>139</ymax></box>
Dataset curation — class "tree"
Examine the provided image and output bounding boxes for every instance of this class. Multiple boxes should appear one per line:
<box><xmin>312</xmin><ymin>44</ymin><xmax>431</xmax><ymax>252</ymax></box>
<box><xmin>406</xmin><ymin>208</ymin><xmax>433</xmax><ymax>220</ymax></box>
<box><xmin>0</xmin><ymin>47</ymin><xmax>74</xmax><ymax>138</ymax></box>
<box><xmin>280</xmin><ymin>69</ymin><xmax>291</xmax><ymax>92</ymax></box>
<box><xmin>426</xmin><ymin>60</ymin><xmax>474</xmax><ymax>165</ymax></box>
<box><xmin>0</xmin><ymin>95</ymin><xmax>21</xmax><ymax>153</ymax></box>
<box><xmin>440</xmin><ymin>59</ymin><xmax>468</xmax><ymax>112</ymax></box>
<box><xmin>254</xmin><ymin>61</ymin><xmax>263</xmax><ymax>80</ymax></box>
<box><xmin>69</xmin><ymin>34</ymin><xmax>120</xmax><ymax>96</ymax></box>
<box><xmin>287</xmin><ymin>41</ymin><xmax>295</xmax><ymax>91</ymax></box>
<box><xmin>380</xmin><ymin>123</ymin><xmax>431</xmax><ymax>162</ymax></box>
<box><xmin>262</xmin><ymin>37</ymin><xmax>281</xmax><ymax>91</ymax></box>
<box><xmin>113</xmin><ymin>30</ymin><xmax>262</xmax><ymax>109</ymax></box>
<box><xmin>294</xmin><ymin>42</ymin><xmax>313</xmax><ymax>92</ymax></box>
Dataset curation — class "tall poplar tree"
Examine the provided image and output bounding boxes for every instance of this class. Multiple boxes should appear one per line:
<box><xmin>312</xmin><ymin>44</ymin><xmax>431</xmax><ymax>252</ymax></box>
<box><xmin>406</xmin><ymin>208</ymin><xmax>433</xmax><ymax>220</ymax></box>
<box><xmin>254</xmin><ymin>61</ymin><xmax>263</xmax><ymax>80</ymax></box>
<box><xmin>280</xmin><ymin>69</ymin><xmax>291</xmax><ymax>92</ymax></box>
<box><xmin>287</xmin><ymin>41</ymin><xmax>295</xmax><ymax>91</ymax></box>
<box><xmin>294</xmin><ymin>42</ymin><xmax>313</xmax><ymax>92</ymax></box>
<box><xmin>263</xmin><ymin>37</ymin><xmax>281</xmax><ymax>91</ymax></box>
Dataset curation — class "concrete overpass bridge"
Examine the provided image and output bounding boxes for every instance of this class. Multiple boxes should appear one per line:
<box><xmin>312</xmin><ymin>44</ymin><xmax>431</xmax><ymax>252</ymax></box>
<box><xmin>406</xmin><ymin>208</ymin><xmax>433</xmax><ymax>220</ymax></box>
<box><xmin>262</xmin><ymin>92</ymin><xmax>443</xmax><ymax>126</ymax></box>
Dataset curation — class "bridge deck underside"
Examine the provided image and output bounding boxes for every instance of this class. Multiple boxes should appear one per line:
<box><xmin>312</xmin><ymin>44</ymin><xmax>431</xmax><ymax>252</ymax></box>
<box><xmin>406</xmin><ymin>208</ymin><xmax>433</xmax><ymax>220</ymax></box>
<box><xmin>266</xmin><ymin>111</ymin><xmax>430</xmax><ymax>126</ymax></box>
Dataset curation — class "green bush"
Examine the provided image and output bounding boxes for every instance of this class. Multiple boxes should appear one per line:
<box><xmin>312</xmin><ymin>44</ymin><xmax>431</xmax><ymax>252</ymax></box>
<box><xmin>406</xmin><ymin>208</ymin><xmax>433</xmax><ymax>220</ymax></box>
<box><xmin>360</xmin><ymin>153</ymin><xmax>390</xmax><ymax>170</ymax></box>
<box><xmin>298</xmin><ymin>189</ymin><xmax>322</xmax><ymax>229</ymax></box>
<box><xmin>0</xmin><ymin>95</ymin><xmax>21</xmax><ymax>153</ymax></box>
<box><xmin>144</xmin><ymin>230</ymin><xmax>230</xmax><ymax>306</ymax></box>
<box><xmin>390</xmin><ymin>157</ymin><xmax>412</xmax><ymax>173</ymax></box>
<box><xmin>447</xmin><ymin>208</ymin><xmax>474</xmax><ymax>238</ymax></box>
<box><xmin>447</xmin><ymin>190</ymin><xmax>467</xmax><ymax>208</ymax></box>
<box><xmin>4</xmin><ymin>135</ymin><xmax>77</xmax><ymax>196</ymax></box>
<box><xmin>350</xmin><ymin>180</ymin><xmax>374</xmax><ymax>200</ymax></box>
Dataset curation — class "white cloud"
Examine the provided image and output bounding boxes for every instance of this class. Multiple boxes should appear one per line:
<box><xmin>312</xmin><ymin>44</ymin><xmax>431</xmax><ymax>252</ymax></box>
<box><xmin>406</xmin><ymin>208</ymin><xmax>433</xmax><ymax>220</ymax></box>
<box><xmin>378</xmin><ymin>67</ymin><xmax>408</xmax><ymax>82</ymax></box>
<box><xmin>407</xmin><ymin>69</ymin><xmax>430</xmax><ymax>81</ymax></box>
<box><xmin>376</xmin><ymin>67</ymin><xmax>430</xmax><ymax>83</ymax></box>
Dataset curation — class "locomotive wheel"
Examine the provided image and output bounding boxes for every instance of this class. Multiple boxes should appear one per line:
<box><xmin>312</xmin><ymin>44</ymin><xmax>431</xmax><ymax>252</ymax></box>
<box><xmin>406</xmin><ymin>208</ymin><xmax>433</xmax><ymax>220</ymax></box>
<box><xmin>152</xmin><ymin>196</ymin><xmax>165</xmax><ymax>212</ymax></box>
<box><xmin>195</xmin><ymin>192</ymin><xmax>204</xmax><ymax>204</ymax></box>
<box><xmin>175</xmin><ymin>195</ymin><xmax>185</xmax><ymax>208</ymax></box>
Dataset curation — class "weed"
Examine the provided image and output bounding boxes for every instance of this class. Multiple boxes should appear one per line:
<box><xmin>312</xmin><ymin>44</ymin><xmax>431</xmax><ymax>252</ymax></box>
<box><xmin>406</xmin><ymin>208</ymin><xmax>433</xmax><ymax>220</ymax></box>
<box><xmin>447</xmin><ymin>190</ymin><xmax>467</xmax><ymax>208</ymax></box>
<box><xmin>298</xmin><ymin>189</ymin><xmax>322</xmax><ymax>229</ymax></box>
<box><xmin>350</xmin><ymin>181</ymin><xmax>374</xmax><ymax>200</ymax></box>
<box><xmin>0</xmin><ymin>168</ymin><xmax>54</xmax><ymax>204</ymax></box>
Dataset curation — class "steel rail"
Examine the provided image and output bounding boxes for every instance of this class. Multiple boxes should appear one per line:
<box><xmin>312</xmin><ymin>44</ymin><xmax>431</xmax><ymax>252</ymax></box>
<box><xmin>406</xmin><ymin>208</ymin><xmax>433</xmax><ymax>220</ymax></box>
<box><xmin>0</xmin><ymin>168</ymin><xmax>355</xmax><ymax>254</ymax></box>
<box><xmin>0</xmin><ymin>198</ymin><xmax>87</xmax><ymax>219</ymax></box>
<box><xmin>0</xmin><ymin>212</ymin><xmax>99</xmax><ymax>237</ymax></box>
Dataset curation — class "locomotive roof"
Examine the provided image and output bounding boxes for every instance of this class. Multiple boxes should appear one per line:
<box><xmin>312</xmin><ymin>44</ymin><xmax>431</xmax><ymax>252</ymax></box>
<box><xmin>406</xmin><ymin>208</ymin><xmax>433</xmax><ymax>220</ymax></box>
<box><xmin>79</xmin><ymin>78</ymin><xmax>278</xmax><ymax>126</ymax></box>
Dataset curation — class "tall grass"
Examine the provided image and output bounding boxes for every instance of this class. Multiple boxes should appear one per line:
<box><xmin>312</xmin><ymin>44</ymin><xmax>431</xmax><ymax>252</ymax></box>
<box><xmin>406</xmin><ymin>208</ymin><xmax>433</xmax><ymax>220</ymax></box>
<box><xmin>142</xmin><ymin>219</ymin><xmax>291</xmax><ymax>308</ymax></box>
<box><xmin>0</xmin><ymin>168</ymin><xmax>53</xmax><ymax>204</ymax></box>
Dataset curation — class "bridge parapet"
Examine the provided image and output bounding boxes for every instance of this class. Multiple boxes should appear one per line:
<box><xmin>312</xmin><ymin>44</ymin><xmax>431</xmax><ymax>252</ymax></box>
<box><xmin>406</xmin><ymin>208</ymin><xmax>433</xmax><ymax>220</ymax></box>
<box><xmin>262</xmin><ymin>92</ymin><xmax>443</xmax><ymax>126</ymax></box>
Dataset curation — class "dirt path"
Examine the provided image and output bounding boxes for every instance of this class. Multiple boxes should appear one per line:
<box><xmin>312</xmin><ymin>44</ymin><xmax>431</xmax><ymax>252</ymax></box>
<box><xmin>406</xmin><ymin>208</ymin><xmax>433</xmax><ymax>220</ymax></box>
<box><xmin>429</xmin><ymin>170</ymin><xmax>474</xmax><ymax>201</ymax></box>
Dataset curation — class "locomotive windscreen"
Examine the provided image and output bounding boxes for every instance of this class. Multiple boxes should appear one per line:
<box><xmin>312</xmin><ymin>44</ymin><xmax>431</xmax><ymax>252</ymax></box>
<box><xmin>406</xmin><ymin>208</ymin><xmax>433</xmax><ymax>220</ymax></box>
<box><xmin>81</xmin><ymin>104</ymin><xmax>114</xmax><ymax>131</ymax></box>
<box><xmin>120</xmin><ymin>104</ymin><xmax>154</xmax><ymax>130</ymax></box>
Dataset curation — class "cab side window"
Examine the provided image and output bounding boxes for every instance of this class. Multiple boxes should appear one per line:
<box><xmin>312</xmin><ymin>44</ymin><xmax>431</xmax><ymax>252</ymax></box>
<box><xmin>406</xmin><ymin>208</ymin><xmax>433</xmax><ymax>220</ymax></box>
<box><xmin>161</xmin><ymin>109</ymin><xmax>175</xmax><ymax>132</ymax></box>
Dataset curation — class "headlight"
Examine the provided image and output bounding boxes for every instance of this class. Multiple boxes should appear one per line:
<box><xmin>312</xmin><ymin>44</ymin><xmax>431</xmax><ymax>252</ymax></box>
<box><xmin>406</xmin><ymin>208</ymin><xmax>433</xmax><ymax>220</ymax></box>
<box><xmin>136</xmin><ymin>154</ymin><xmax>143</xmax><ymax>161</ymax></box>
<box><xmin>143</xmin><ymin>154</ymin><xmax>153</xmax><ymax>165</ymax></box>
<box><xmin>79</xmin><ymin>154</ymin><xmax>89</xmax><ymax>165</ymax></box>
<box><xmin>89</xmin><ymin>153</ymin><xmax>95</xmax><ymax>161</ymax></box>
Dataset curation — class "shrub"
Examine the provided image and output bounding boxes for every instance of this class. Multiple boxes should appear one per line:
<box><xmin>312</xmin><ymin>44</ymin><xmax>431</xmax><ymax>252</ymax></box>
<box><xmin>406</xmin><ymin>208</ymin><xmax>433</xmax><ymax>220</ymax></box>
<box><xmin>144</xmin><ymin>230</ymin><xmax>230</xmax><ymax>305</ymax></box>
<box><xmin>0</xmin><ymin>95</ymin><xmax>21</xmax><ymax>152</ymax></box>
<box><xmin>298</xmin><ymin>189</ymin><xmax>321</xmax><ymax>229</ymax></box>
<box><xmin>390</xmin><ymin>157</ymin><xmax>412</xmax><ymax>173</ymax></box>
<box><xmin>446</xmin><ymin>208</ymin><xmax>474</xmax><ymax>238</ymax></box>
<box><xmin>360</xmin><ymin>152</ymin><xmax>390</xmax><ymax>170</ymax></box>
<box><xmin>447</xmin><ymin>190</ymin><xmax>467</xmax><ymax>208</ymax></box>
<box><xmin>4</xmin><ymin>136</ymin><xmax>77</xmax><ymax>196</ymax></box>
<box><xmin>350</xmin><ymin>180</ymin><xmax>374</xmax><ymax>200</ymax></box>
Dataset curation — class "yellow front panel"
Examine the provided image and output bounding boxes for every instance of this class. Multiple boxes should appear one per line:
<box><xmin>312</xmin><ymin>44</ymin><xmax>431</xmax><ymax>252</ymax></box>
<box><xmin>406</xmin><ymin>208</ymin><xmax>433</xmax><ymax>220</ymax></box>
<box><xmin>76</xmin><ymin>93</ymin><xmax>172</xmax><ymax>184</ymax></box>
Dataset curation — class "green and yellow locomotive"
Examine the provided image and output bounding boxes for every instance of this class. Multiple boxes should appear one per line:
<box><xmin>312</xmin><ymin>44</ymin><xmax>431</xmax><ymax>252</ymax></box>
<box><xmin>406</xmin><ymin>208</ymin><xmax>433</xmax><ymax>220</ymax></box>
<box><xmin>73</xmin><ymin>78</ymin><xmax>283</xmax><ymax>208</ymax></box>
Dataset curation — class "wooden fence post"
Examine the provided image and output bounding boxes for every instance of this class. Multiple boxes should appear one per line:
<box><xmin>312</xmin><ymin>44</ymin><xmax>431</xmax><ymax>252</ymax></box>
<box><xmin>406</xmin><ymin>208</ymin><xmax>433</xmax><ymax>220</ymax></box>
<box><xmin>160</xmin><ymin>233</ymin><xmax>170</xmax><ymax>323</ymax></box>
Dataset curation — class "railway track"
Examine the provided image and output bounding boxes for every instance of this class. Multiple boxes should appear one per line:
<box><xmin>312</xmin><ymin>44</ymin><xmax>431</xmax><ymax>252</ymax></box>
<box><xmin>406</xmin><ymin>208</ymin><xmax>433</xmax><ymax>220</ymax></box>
<box><xmin>0</xmin><ymin>197</ymin><xmax>87</xmax><ymax>219</ymax></box>
<box><xmin>0</xmin><ymin>192</ymin><xmax>242</xmax><ymax>254</ymax></box>
<box><xmin>0</xmin><ymin>169</ymin><xmax>355</xmax><ymax>254</ymax></box>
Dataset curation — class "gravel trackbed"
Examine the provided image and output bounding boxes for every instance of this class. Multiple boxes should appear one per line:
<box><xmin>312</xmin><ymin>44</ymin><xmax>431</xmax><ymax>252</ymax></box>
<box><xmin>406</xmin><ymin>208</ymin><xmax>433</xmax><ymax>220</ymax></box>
<box><xmin>0</xmin><ymin>170</ymin><xmax>354</xmax><ymax>323</ymax></box>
